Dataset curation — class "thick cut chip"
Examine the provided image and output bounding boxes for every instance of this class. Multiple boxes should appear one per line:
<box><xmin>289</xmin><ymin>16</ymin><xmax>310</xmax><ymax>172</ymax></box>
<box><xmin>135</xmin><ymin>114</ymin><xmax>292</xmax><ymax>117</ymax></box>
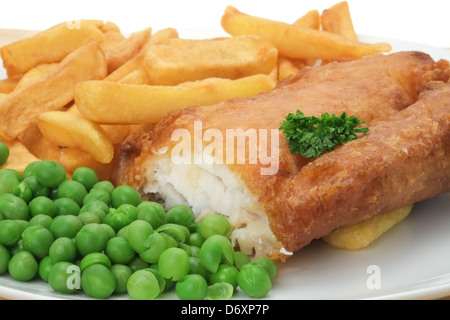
<box><xmin>101</xmin><ymin>27</ymin><xmax>152</xmax><ymax>74</ymax></box>
<box><xmin>37</xmin><ymin>111</ymin><xmax>114</xmax><ymax>164</ymax></box>
<box><xmin>322</xmin><ymin>205</ymin><xmax>413</xmax><ymax>250</ymax></box>
<box><xmin>321</xmin><ymin>1</ymin><xmax>358</xmax><ymax>41</ymax></box>
<box><xmin>0</xmin><ymin>20</ymin><xmax>106</xmax><ymax>77</ymax></box>
<box><xmin>293</xmin><ymin>9</ymin><xmax>321</xmax><ymax>29</ymax></box>
<box><xmin>75</xmin><ymin>74</ymin><xmax>276</xmax><ymax>124</ymax></box>
<box><xmin>0</xmin><ymin>41</ymin><xmax>107</xmax><ymax>140</ymax></box>
<box><xmin>0</xmin><ymin>139</ymin><xmax>40</xmax><ymax>173</ymax></box>
<box><xmin>221</xmin><ymin>6</ymin><xmax>391</xmax><ymax>60</ymax></box>
<box><xmin>144</xmin><ymin>35</ymin><xmax>278</xmax><ymax>85</ymax></box>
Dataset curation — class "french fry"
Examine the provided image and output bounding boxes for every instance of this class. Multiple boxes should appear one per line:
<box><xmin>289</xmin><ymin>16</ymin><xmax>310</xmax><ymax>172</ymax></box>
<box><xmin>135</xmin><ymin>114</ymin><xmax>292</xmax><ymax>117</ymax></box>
<box><xmin>67</xmin><ymin>104</ymin><xmax>131</xmax><ymax>145</ymax></box>
<box><xmin>144</xmin><ymin>35</ymin><xmax>278</xmax><ymax>85</ymax></box>
<box><xmin>322</xmin><ymin>205</ymin><xmax>413</xmax><ymax>250</ymax></box>
<box><xmin>0</xmin><ymin>77</ymin><xmax>20</xmax><ymax>93</ymax></box>
<box><xmin>101</xmin><ymin>27</ymin><xmax>152</xmax><ymax>74</ymax></box>
<box><xmin>0</xmin><ymin>41</ymin><xmax>107</xmax><ymax>140</ymax></box>
<box><xmin>221</xmin><ymin>6</ymin><xmax>391</xmax><ymax>61</ymax></box>
<box><xmin>293</xmin><ymin>9</ymin><xmax>321</xmax><ymax>29</ymax></box>
<box><xmin>57</xmin><ymin>147</ymin><xmax>114</xmax><ymax>181</ymax></box>
<box><xmin>321</xmin><ymin>1</ymin><xmax>358</xmax><ymax>41</ymax></box>
<box><xmin>37</xmin><ymin>111</ymin><xmax>114</xmax><ymax>164</ymax></box>
<box><xmin>105</xmin><ymin>27</ymin><xmax>179</xmax><ymax>83</ymax></box>
<box><xmin>0</xmin><ymin>139</ymin><xmax>40</xmax><ymax>173</ymax></box>
<box><xmin>18</xmin><ymin>121</ymin><xmax>60</xmax><ymax>161</ymax></box>
<box><xmin>13</xmin><ymin>63</ymin><xmax>58</xmax><ymax>90</ymax></box>
<box><xmin>0</xmin><ymin>20</ymin><xmax>106</xmax><ymax>77</ymax></box>
<box><xmin>277</xmin><ymin>56</ymin><xmax>305</xmax><ymax>81</ymax></box>
<box><xmin>75</xmin><ymin>74</ymin><xmax>276</xmax><ymax>124</ymax></box>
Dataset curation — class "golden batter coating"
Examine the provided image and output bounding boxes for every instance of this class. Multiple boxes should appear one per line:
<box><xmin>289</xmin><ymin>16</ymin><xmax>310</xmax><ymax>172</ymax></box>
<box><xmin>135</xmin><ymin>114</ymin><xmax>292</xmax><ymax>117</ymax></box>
<box><xmin>267</xmin><ymin>81</ymin><xmax>450</xmax><ymax>253</ymax></box>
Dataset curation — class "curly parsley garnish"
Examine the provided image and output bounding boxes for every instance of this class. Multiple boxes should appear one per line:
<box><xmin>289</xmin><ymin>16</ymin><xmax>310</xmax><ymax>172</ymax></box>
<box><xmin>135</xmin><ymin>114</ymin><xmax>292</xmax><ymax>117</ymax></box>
<box><xmin>280</xmin><ymin>110</ymin><xmax>369</xmax><ymax>158</ymax></box>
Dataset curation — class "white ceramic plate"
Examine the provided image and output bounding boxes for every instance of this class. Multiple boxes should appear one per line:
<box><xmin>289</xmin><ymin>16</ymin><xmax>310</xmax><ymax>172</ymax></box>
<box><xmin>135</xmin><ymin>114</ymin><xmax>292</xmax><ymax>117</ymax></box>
<box><xmin>0</xmin><ymin>35</ymin><xmax>449</xmax><ymax>300</ymax></box>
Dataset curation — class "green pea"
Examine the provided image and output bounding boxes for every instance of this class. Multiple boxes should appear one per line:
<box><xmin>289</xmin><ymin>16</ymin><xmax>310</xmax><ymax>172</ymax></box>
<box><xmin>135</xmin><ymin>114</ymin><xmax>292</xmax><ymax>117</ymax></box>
<box><xmin>71</xmin><ymin>167</ymin><xmax>98</xmax><ymax>191</ymax></box>
<box><xmin>75</xmin><ymin>223</ymin><xmax>108</xmax><ymax>256</ymax></box>
<box><xmin>28</xmin><ymin>196</ymin><xmax>56</xmax><ymax>218</ymax></box>
<box><xmin>127</xmin><ymin>268</ymin><xmax>161</xmax><ymax>300</ymax></box>
<box><xmin>189</xmin><ymin>232</ymin><xmax>206</xmax><ymax>248</ymax></box>
<box><xmin>199</xmin><ymin>234</ymin><xmax>234</xmax><ymax>273</ymax></box>
<box><xmin>22</xmin><ymin>161</ymin><xmax>40</xmax><ymax>179</ymax></box>
<box><xmin>175</xmin><ymin>274</ymin><xmax>208</xmax><ymax>300</ymax></box>
<box><xmin>34</xmin><ymin>160</ymin><xmax>67</xmax><ymax>188</ymax></box>
<box><xmin>49</xmin><ymin>237</ymin><xmax>77</xmax><ymax>264</ymax></box>
<box><xmin>137</xmin><ymin>202</ymin><xmax>167</xmax><ymax>229</ymax></box>
<box><xmin>237</xmin><ymin>263</ymin><xmax>272</xmax><ymax>298</ymax></box>
<box><xmin>80</xmin><ymin>252</ymin><xmax>112</xmax><ymax>272</ymax></box>
<box><xmin>80</xmin><ymin>199</ymin><xmax>109</xmax><ymax>215</ymax></box>
<box><xmin>48</xmin><ymin>261</ymin><xmax>80</xmax><ymax>294</ymax></box>
<box><xmin>8</xmin><ymin>250</ymin><xmax>38</xmax><ymax>281</ymax></box>
<box><xmin>12</xmin><ymin>181</ymin><xmax>33</xmax><ymax>203</ymax></box>
<box><xmin>160</xmin><ymin>232</ymin><xmax>178</xmax><ymax>249</ymax></box>
<box><xmin>188</xmin><ymin>256</ymin><xmax>209</xmax><ymax>279</ymax></box>
<box><xmin>100</xmin><ymin>223</ymin><xmax>116</xmax><ymax>240</ymax></box>
<box><xmin>0</xmin><ymin>243</ymin><xmax>11</xmax><ymax>274</ymax></box>
<box><xmin>158</xmin><ymin>247</ymin><xmax>190</xmax><ymax>281</ymax></box>
<box><xmin>156</xmin><ymin>223</ymin><xmax>190</xmax><ymax>243</ymax></box>
<box><xmin>77</xmin><ymin>211</ymin><xmax>102</xmax><ymax>225</ymax></box>
<box><xmin>209</xmin><ymin>264</ymin><xmax>239</xmax><ymax>289</ymax></box>
<box><xmin>166</xmin><ymin>204</ymin><xmax>195</xmax><ymax>229</ymax></box>
<box><xmin>250</xmin><ymin>257</ymin><xmax>277</xmax><ymax>281</ymax></box>
<box><xmin>22</xmin><ymin>175</ymin><xmax>49</xmax><ymax>198</ymax></box>
<box><xmin>38</xmin><ymin>256</ymin><xmax>53</xmax><ymax>282</ymax></box>
<box><xmin>0</xmin><ymin>193</ymin><xmax>29</xmax><ymax>220</ymax></box>
<box><xmin>81</xmin><ymin>264</ymin><xmax>116</xmax><ymax>299</ymax></box>
<box><xmin>21</xmin><ymin>225</ymin><xmax>54</xmax><ymax>260</ymax></box>
<box><xmin>127</xmin><ymin>256</ymin><xmax>149</xmax><ymax>272</ymax></box>
<box><xmin>0</xmin><ymin>169</ymin><xmax>19</xmax><ymax>194</ymax></box>
<box><xmin>91</xmin><ymin>180</ymin><xmax>114</xmax><ymax>195</ymax></box>
<box><xmin>49</xmin><ymin>215</ymin><xmax>83</xmax><ymax>239</ymax></box>
<box><xmin>111</xmin><ymin>185</ymin><xmax>141</xmax><ymax>208</ymax></box>
<box><xmin>148</xmin><ymin>264</ymin><xmax>173</xmax><ymax>292</ymax></box>
<box><xmin>83</xmin><ymin>189</ymin><xmax>111</xmax><ymax>206</ymax></box>
<box><xmin>0</xmin><ymin>219</ymin><xmax>25</xmax><ymax>247</ymax></box>
<box><xmin>198</xmin><ymin>213</ymin><xmax>232</xmax><ymax>239</ymax></box>
<box><xmin>126</xmin><ymin>220</ymin><xmax>153</xmax><ymax>254</ymax></box>
<box><xmin>57</xmin><ymin>180</ymin><xmax>87</xmax><ymax>206</ymax></box>
<box><xmin>138</xmin><ymin>231</ymin><xmax>166</xmax><ymax>264</ymax></box>
<box><xmin>105</xmin><ymin>236</ymin><xmax>135</xmax><ymax>265</ymax></box>
<box><xmin>0</xmin><ymin>142</ymin><xmax>9</xmax><ymax>165</ymax></box>
<box><xmin>207</xmin><ymin>282</ymin><xmax>234</xmax><ymax>300</ymax></box>
<box><xmin>53</xmin><ymin>197</ymin><xmax>80</xmax><ymax>216</ymax></box>
<box><xmin>110</xmin><ymin>264</ymin><xmax>133</xmax><ymax>294</ymax></box>
<box><xmin>29</xmin><ymin>214</ymin><xmax>53</xmax><ymax>228</ymax></box>
<box><xmin>233</xmin><ymin>251</ymin><xmax>251</xmax><ymax>270</ymax></box>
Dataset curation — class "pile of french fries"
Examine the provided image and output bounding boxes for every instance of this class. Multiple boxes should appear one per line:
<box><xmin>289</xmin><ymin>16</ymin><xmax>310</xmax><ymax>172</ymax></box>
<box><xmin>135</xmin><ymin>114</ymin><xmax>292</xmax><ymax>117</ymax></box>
<box><xmin>0</xmin><ymin>1</ymin><xmax>391</xmax><ymax>180</ymax></box>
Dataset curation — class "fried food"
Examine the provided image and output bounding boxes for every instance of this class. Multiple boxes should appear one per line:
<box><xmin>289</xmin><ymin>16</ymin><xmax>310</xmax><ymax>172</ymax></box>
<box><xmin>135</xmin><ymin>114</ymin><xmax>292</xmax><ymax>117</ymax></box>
<box><xmin>75</xmin><ymin>74</ymin><xmax>276</xmax><ymax>124</ymax></box>
<box><xmin>0</xmin><ymin>41</ymin><xmax>107</xmax><ymax>140</ymax></box>
<box><xmin>143</xmin><ymin>35</ymin><xmax>278</xmax><ymax>85</ymax></box>
<box><xmin>268</xmin><ymin>81</ymin><xmax>450</xmax><ymax>255</ymax></box>
<box><xmin>0</xmin><ymin>20</ymin><xmax>106</xmax><ymax>77</ymax></box>
<box><xmin>221</xmin><ymin>6</ymin><xmax>391</xmax><ymax>61</ymax></box>
<box><xmin>322</xmin><ymin>205</ymin><xmax>413</xmax><ymax>250</ymax></box>
<box><xmin>112</xmin><ymin>51</ymin><xmax>449</xmax><ymax>260</ymax></box>
<box><xmin>321</xmin><ymin>1</ymin><xmax>358</xmax><ymax>41</ymax></box>
<box><xmin>37</xmin><ymin>110</ymin><xmax>114</xmax><ymax>164</ymax></box>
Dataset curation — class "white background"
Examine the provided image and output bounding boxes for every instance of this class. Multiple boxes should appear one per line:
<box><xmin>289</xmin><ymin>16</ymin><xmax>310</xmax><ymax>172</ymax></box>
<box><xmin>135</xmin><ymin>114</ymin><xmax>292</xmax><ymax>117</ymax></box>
<box><xmin>0</xmin><ymin>0</ymin><xmax>449</xmax><ymax>48</ymax></box>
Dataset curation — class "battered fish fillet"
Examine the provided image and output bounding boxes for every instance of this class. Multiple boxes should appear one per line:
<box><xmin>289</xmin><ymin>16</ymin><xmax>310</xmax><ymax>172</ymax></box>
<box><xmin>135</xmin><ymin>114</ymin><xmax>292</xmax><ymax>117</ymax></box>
<box><xmin>113</xmin><ymin>51</ymin><xmax>449</xmax><ymax>260</ymax></box>
<box><xmin>267</xmin><ymin>81</ymin><xmax>450</xmax><ymax>254</ymax></box>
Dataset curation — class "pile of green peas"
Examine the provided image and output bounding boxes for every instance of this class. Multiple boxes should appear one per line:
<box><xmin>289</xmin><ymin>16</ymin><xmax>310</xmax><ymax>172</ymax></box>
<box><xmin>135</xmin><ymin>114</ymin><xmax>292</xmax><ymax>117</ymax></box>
<box><xmin>0</xmin><ymin>146</ymin><xmax>277</xmax><ymax>300</ymax></box>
